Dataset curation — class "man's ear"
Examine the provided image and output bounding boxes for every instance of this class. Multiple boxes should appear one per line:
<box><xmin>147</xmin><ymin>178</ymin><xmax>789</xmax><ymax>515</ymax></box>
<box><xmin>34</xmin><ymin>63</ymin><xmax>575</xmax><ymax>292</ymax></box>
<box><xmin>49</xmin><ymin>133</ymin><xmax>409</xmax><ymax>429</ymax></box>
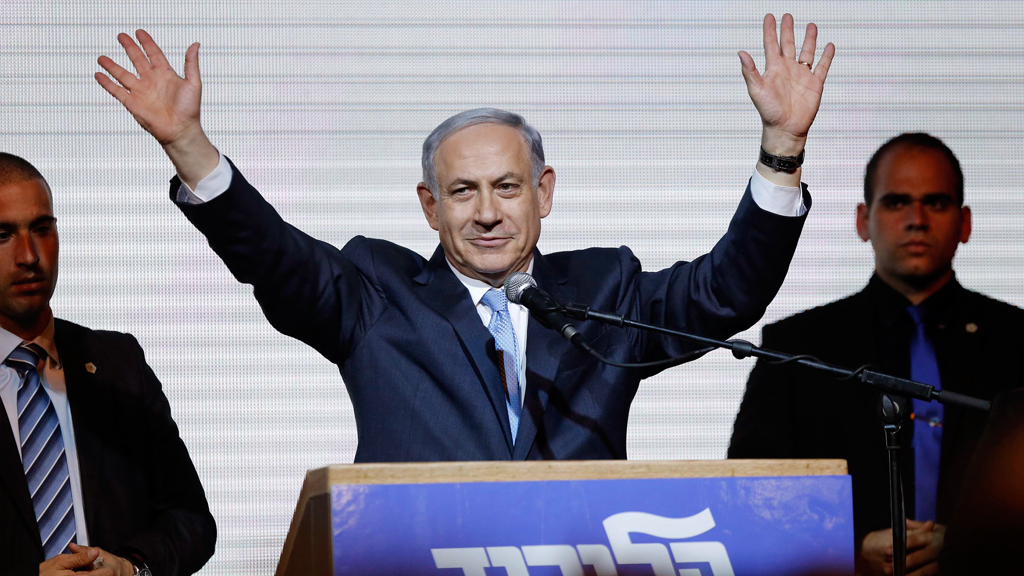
<box><xmin>416</xmin><ymin>183</ymin><xmax>440</xmax><ymax>231</ymax></box>
<box><xmin>856</xmin><ymin>203</ymin><xmax>871</xmax><ymax>242</ymax></box>
<box><xmin>536</xmin><ymin>166</ymin><xmax>555</xmax><ymax>218</ymax></box>
<box><xmin>959</xmin><ymin>206</ymin><xmax>972</xmax><ymax>244</ymax></box>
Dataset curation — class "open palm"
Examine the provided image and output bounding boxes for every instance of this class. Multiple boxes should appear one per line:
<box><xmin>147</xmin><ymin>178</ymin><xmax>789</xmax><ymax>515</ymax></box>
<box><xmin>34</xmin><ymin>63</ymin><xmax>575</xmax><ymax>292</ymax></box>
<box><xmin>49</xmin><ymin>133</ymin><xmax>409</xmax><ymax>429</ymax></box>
<box><xmin>95</xmin><ymin>30</ymin><xmax>202</xmax><ymax>145</ymax></box>
<box><xmin>740</xmin><ymin>14</ymin><xmax>835</xmax><ymax>140</ymax></box>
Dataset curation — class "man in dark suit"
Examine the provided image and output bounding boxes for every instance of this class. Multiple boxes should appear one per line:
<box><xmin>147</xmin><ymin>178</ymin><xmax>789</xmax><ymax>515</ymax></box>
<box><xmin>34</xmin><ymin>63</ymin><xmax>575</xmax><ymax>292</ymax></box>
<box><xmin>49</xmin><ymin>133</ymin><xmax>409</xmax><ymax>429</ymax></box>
<box><xmin>729</xmin><ymin>133</ymin><xmax>1024</xmax><ymax>576</ymax></box>
<box><xmin>92</xmin><ymin>15</ymin><xmax>835</xmax><ymax>461</ymax></box>
<box><xmin>0</xmin><ymin>153</ymin><xmax>215</xmax><ymax>575</ymax></box>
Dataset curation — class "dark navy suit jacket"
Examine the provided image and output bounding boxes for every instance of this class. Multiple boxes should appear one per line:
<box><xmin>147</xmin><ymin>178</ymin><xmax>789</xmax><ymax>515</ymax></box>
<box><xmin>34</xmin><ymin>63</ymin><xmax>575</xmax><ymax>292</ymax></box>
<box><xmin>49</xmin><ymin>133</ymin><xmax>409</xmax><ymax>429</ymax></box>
<box><xmin>0</xmin><ymin>320</ymin><xmax>216</xmax><ymax>576</ymax></box>
<box><xmin>174</xmin><ymin>163</ymin><xmax>809</xmax><ymax>462</ymax></box>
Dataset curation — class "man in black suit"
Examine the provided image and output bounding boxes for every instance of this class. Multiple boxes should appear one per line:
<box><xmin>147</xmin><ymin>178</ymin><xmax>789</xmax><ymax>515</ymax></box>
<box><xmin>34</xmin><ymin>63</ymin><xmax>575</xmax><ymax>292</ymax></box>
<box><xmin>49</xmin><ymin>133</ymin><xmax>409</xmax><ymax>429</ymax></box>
<box><xmin>92</xmin><ymin>16</ymin><xmax>835</xmax><ymax>462</ymax></box>
<box><xmin>729</xmin><ymin>133</ymin><xmax>1024</xmax><ymax>576</ymax></box>
<box><xmin>0</xmin><ymin>153</ymin><xmax>215</xmax><ymax>575</ymax></box>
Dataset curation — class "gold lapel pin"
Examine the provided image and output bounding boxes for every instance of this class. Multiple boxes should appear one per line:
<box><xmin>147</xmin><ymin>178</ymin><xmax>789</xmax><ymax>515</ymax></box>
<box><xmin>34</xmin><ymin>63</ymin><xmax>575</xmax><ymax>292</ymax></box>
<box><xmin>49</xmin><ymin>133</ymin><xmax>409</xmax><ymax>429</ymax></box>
<box><xmin>965</xmin><ymin>323</ymin><xmax>978</xmax><ymax>334</ymax></box>
<box><xmin>85</xmin><ymin>362</ymin><xmax>97</xmax><ymax>374</ymax></box>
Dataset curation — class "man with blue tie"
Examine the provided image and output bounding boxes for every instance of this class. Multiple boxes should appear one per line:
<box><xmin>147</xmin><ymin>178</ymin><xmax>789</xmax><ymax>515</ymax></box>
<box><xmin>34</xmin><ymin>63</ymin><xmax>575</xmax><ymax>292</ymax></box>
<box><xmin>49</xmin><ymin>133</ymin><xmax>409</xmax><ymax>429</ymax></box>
<box><xmin>0</xmin><ymin>154</ymin><xmax>216</xmax><ymax>575</ymax></box>
<box><xmin>729</xmin><ymin>133</ymin><xmax>1024</xmax><ymax>576</ymax></box>
<box><xmin>93</xmin><ymin>15</ymin><xmax>833</xmax><ymax>461</ymax></box>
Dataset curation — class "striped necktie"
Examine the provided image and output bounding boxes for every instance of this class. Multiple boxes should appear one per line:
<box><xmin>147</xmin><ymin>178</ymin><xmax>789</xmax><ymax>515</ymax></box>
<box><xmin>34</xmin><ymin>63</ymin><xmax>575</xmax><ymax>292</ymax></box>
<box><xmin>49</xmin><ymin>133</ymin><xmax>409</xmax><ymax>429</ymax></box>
<box><xmin>6</xmin><ymin>343</ymin><xmax>77</xmax><ymax>557</ymax></box>
<box><xmin>482</xmin><ymin>288</ymin><xmax>522</xmax><ymax>443</ymax></box>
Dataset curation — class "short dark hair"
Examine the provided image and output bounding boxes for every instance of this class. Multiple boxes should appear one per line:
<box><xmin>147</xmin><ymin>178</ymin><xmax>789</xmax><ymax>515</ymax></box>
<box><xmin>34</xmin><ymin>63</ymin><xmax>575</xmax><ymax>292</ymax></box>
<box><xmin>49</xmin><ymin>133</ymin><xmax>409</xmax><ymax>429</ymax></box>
<box><xmin>0</xmin><ymin>152</ymin><xmax>50</xmax><ymax>191</ymax></box>
<box><xmin>863</xmin><ymin>133</ymin><xmax>964</xmax><ymax>206</ymax></box>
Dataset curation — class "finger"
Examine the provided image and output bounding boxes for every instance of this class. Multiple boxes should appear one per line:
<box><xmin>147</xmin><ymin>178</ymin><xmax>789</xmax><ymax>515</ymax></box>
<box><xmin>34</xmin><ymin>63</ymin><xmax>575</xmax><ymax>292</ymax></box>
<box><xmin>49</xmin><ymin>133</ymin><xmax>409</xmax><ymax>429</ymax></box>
<box><xmin>780</xmin><ymin>13</ymin><xmax>796</xmax><ymax>59</ymax></box>
<box><xmin>813</xmin><ymin>42</ymin><xmax>835</xmax><ymax>81</ymax></box>
<box><xmin>906</xmin><ymin>544</ymin><xmax>941</xmax><ymax>570</ymax></box>
<box><xmin>762</xmin><ymin>14</ymin><xmax>782</xmax><ymax>65</ymax></box>
<box><xmin>79</xmin><ymin>567</ymin><xmax>116</xmax><ymax>576</ymax></box>
<box><xmin>136</xmin><ymin>29</ymin><xmax>171</xmax><ymax>69</ymax></box>
<box><xmin>906</xmin><ymin>519</ymin><xmax>928</xmax><ymax>528</ymax></box>
<box><xmin>738</xmin><ymin>50</ymin><xmax>763</xmax><ymax>90</ymax></box>
<box><xmin>907</xmin><ymin>560</ymin><xmax>941</xmax><ymax>576</ymax></box>
<box><xmin>97</xmin><ymin>55</ymin><xmax>138</xmax><ymax>90</ymax></box>
<box><xmin>798</xmin><ymin>22</ymin><xmax>817</xmax><ymax>66</ymax></box>
<box><xmin>117</xmin><ymin>32</ymin><xmax>152</xmax><ymax>73</ymax></box>
<box><xmin>183</xmin><ymin>42</ymin><xmax>202</xmax><ymax>86</ymax></box>
<box><xmin>94</xmin><ymin>72</ymin><xmax>130</xmax><ymax>105</ymax></box>
<box><xmin>53</xmin><ymin>546</ymin><xmax>99</xmax><ymax>568</ymax></box>
<box><xmin>906</xmin><ymin>530</ymin><xmax>933</xmax><ymax>550</ymax></box>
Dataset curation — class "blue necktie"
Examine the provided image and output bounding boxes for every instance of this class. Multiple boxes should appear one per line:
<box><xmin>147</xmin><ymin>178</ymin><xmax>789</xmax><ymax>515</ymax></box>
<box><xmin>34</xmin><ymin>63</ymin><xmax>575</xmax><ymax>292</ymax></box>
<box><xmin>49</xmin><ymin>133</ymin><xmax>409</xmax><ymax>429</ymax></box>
<box><xmin>907</xmin><ymin>306</ymin><xmax>943</xmax><ymax>522</ymax></box>
<box><xmin>6</xmin><ymin>343</ymin><xmax>77</xmax><ymax>557</ymax></box>
<box><xmin>482</xmin><ymin>289</ymin><xmax>521</xmax><ymax>443</ymax></box>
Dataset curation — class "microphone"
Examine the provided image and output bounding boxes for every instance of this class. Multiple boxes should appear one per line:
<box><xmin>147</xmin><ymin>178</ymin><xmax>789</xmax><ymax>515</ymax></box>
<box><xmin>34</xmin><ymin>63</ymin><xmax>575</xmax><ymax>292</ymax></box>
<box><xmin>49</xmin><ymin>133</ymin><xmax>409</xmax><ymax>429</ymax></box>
<box><xmin>504</xmin><ymin>272</ymin><xmax>593</xmax><ymax>352</ymax></box>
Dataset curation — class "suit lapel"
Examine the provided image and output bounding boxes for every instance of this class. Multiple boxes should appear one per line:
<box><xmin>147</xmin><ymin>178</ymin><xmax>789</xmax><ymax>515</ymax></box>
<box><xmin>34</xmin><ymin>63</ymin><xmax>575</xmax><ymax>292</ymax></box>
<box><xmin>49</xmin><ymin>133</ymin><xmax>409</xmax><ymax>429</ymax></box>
<box><xmin>514</xmin><ymin>251</ymin><xmax>574</xmax><ymax>460</ymax></box>
<box><xmin>54</xmin><ymin>319</ymin><xmax>105</xmax><ymax>537</ymax></box>
<box><xmin>0</xmin><ymin>391</ymin><xmax>42</xmax><ymax>553</ymax></box>
<box><xmin>413</xmin><ymin>246</ymin><xmax>514</xmax><ymax>454</ymax></box>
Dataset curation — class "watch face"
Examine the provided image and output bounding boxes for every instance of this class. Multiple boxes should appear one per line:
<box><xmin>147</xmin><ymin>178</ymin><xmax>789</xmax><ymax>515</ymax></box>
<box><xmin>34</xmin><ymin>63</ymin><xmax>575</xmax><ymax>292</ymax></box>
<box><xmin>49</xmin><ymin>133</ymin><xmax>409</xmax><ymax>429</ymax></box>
<box><xmin>139</xmin><ymin>570</ymin><xmax>153</xmax><ymax>576</ymax></box>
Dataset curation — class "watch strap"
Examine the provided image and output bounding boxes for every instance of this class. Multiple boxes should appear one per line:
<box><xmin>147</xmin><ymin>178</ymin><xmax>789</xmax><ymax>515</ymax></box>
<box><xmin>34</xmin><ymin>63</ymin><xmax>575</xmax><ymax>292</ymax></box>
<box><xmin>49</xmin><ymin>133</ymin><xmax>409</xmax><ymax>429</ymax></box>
<box><xmin>759</xmin><ymin>147</ymin><xmax>805</xmax><ymax>173</ymax></box>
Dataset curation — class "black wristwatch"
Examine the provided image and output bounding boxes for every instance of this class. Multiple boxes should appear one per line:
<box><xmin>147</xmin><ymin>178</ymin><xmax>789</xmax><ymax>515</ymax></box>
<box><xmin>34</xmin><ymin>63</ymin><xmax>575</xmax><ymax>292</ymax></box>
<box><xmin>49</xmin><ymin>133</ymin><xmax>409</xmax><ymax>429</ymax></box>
<box><xmin>759</xmin><ymin>147</ymin><xmax>805</xmax><ymax>173</ymax></box>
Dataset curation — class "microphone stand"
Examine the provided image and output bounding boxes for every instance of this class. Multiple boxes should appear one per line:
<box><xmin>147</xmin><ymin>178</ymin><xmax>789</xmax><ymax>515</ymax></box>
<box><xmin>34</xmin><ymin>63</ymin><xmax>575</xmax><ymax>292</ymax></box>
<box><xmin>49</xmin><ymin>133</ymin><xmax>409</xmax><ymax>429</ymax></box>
<box><xmin>562</xmin><ymin>303</ymin><xmax>991</xmax><ymax>576</ymax></box>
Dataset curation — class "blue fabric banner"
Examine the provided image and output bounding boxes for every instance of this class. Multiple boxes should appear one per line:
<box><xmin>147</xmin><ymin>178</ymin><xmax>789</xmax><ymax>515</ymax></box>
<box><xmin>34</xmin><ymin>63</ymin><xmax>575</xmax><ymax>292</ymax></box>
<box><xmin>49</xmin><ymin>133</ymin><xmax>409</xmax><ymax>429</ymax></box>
<box><xmin>331</xmin><ymin>475</ymin><xmax>853</xmax><ymax>575</ymax></box>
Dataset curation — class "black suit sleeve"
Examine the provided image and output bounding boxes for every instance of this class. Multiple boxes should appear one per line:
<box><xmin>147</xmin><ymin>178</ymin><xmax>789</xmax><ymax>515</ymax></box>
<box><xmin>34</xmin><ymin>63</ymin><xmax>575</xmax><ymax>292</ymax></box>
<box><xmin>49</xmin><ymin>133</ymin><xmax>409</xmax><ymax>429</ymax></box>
<box><xmin>728</xmin><ymin>323</ymin><xmax>800</xmax><ymax>458</ymax></box>
<box><xmin>112</xmin><ymin>336</ymin><xmax>216</xmax><ymax>576</ymax></box>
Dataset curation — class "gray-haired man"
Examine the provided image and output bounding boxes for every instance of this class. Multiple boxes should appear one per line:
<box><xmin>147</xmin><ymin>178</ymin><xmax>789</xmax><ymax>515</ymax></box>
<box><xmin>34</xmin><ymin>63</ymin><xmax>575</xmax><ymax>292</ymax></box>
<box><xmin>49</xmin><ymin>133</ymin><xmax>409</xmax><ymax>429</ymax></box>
<box><xmin>93</xmin><ymin>15</ymin><xmax>834</xmax><ymax>461</ymax></box>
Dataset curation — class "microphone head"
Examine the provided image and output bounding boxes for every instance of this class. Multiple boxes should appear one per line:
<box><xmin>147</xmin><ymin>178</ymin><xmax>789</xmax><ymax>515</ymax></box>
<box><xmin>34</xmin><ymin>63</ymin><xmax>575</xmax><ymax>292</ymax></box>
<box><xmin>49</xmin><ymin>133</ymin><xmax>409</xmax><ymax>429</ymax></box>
<box><xmin>504</xmin><ymin>272</ymin><xmax>536</xmax><ymax>304</ymax></box>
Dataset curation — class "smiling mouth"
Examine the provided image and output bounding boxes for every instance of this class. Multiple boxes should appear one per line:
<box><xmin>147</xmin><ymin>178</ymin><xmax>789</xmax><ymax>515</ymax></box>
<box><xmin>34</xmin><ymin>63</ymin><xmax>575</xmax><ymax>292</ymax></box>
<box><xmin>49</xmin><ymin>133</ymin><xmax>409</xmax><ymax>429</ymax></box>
<box><xmin>471</xmin><ymin>237</ymin><xmax>511</xmax><ymax>247</ymax></box>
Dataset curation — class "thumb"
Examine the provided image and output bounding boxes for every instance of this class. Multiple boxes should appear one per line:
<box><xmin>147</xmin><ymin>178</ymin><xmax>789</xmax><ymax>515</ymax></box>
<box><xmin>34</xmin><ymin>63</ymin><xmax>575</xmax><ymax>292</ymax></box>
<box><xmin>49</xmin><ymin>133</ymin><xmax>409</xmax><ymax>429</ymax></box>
<box><xmin>738</xmin><ymin>50</ymin><xmax>763</xmax><ymax>89</ymax></box>
<box><xmin>54</xmin><ymin>546</ymin><xmax>99</xmax><ymax>568</ymax></box>
<box><xmin>184</xmin><ymin>42</ymin><xmax>202</xmax><ymax>85</ymax></box>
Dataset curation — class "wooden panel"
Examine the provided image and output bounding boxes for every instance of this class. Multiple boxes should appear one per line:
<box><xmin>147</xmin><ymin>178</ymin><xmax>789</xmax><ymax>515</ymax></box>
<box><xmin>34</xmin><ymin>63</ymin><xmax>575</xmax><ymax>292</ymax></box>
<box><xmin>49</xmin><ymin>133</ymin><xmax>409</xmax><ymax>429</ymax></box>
<box><xmin>302</xmin><ymin>459</ymin><xmax>847</xmax><ymax>495</ymax></box>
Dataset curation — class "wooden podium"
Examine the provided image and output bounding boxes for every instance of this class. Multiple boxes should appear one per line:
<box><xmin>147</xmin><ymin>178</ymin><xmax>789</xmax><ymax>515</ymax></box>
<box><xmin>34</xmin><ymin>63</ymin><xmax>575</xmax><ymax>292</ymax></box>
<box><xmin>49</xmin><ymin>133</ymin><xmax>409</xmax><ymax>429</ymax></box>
<box><xmin>278</xmin><ymin>459</ymin><xmax>851</xmax><ymax>576</ymax></box>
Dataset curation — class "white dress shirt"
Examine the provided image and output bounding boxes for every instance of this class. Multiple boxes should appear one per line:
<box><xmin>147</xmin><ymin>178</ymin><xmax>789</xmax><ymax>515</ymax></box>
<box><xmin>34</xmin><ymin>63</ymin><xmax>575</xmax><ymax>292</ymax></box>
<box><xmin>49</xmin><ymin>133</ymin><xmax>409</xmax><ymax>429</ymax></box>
<box><xmin>0</xmin><ymin>317</ymin><xmax>91</xmax><ymax>547</ymax></box>
<box><xmin>447</xmin><ymin>260</ymin><xmax>533</xmax><ymax>407</ymax></box>
<box><xmin>176</xmin><ymin>153</ymin><xmax>807</xmax><ymax>409</ymax></box>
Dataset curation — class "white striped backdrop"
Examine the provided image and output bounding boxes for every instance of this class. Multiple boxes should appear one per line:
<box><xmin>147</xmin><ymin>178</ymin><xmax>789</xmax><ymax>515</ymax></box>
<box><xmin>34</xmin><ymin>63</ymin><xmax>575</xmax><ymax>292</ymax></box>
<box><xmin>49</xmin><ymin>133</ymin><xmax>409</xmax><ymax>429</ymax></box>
<box><xmin>2</xmin><ymin>1</ymin><xmax>1023</xmax><ymax>573</ymax></box>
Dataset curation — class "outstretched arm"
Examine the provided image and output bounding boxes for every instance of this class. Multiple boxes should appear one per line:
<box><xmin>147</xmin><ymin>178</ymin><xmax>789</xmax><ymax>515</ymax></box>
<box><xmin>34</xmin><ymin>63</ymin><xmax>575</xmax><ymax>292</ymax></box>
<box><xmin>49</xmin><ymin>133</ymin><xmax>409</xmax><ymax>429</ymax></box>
<box><xmin>95</xmin><ymin>30</ymin><xmax>218</xmax><ymax>190</ymax></box>
<box><xmin>740</xmin><ymin>13</ymin><xmax>835</xmax><ymax>188</ymax></box>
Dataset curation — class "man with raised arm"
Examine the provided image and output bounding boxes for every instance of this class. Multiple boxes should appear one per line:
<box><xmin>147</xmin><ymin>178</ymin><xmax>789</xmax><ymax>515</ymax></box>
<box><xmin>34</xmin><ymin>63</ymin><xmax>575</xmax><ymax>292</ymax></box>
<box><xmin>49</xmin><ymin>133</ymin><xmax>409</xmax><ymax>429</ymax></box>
<box><xmin>94</xmin><ymin>15</ymin><xmax>834</xmax><ymax>462</ymax></box>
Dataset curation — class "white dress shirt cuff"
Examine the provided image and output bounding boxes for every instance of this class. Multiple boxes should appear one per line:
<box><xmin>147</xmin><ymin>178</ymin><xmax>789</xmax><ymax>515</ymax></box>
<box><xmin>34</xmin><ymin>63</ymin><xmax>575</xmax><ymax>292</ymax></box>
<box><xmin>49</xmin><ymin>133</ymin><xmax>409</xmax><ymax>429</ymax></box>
<box><xmin>748</xmin><ymin>169</ymin><xmax>807</xmax><ymax>217</ymax></box>
<box><xmin>174</xmin><ymin>152</ymin><xmax>233</xmax><ymax>205</ymax></box>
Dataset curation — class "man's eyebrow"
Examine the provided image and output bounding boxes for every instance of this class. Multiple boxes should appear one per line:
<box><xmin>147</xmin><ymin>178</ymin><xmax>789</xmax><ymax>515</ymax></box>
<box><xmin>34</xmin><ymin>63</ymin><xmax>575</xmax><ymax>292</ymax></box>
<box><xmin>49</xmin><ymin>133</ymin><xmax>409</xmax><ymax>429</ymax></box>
<box><xmin>445</xmin><ymin>178</ymin><xmax>477</xmax><ymax>189</ymax></box>
<box><xmin>491</xmin><ymin>172</ymin><xmax>519</xmax><ymax>184</ymax></box>
<box><xmin>878</xmin><ymin>192</ymin><xmax>912</xmax><ymax>201</ymax></box>
<box><xmin>30</xmin><ymin>215</ymin><xmax>56</xmax><ymax>227</ymax></box>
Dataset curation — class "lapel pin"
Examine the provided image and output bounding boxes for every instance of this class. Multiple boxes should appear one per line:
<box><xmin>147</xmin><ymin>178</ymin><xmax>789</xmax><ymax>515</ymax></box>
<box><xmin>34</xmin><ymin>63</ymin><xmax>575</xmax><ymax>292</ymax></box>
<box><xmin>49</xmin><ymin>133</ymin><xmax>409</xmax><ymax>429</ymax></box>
<box><xmin>965</xmin><ymin>323</ymin><xmax>978</xmax><ymax>334</ymax></box>
<box><xmin>85</xmin><ymin>362</ymin><xmax>97</xmax><ymax>374</ymax></box>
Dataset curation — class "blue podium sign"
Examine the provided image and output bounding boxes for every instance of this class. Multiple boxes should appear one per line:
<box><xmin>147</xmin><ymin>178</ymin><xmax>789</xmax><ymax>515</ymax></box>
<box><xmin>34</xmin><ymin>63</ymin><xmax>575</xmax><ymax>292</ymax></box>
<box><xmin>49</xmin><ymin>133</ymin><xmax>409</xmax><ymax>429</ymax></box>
<box><xmin>330</xmin><ymin>474</ymin><xmax>853</xmax><ymax>576</ymax></box>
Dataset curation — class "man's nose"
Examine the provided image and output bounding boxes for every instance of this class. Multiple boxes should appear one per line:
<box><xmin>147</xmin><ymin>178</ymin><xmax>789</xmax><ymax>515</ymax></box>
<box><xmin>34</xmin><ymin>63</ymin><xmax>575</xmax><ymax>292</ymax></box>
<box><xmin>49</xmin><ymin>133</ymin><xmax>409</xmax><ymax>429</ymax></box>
<box><xmin>474</xmin><ymin>189</ymin><xmax>502</xmax><ymax>226</ymax></box>
<box><xmin>14</xmin><ymin>234</ymin><xmax>40</xmax><ymax>266</ymax></box>
<box><xmin>906</xmin><ymin>200</ymin><xmax>929</xmax><ymax>230</ymax></box>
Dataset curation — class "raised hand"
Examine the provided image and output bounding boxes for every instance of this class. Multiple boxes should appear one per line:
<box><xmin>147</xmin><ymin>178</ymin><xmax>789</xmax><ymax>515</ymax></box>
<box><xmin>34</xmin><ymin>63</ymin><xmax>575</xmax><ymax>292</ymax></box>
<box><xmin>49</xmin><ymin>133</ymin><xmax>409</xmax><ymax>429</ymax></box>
<box><xmin>96</xmin><ymin>30</ymin><xmax>201</xmax><ymax>145</ymax></box>
<box><xmin>95</xmin><ymin>30</ymin><xmax>218</xmax><ymax>188</ymax></box>
<box><xmin>739</xmin><ymin>13</ymin><xmax>835</xmax><ymax>157</ymax></box>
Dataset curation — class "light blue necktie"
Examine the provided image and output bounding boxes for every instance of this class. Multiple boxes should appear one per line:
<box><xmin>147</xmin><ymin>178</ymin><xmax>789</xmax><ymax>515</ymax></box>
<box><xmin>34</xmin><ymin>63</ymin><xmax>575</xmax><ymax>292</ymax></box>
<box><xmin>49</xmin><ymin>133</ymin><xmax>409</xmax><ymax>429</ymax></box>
<box><xmin>481</xmin><ymin>289</ymin><xmax>521</xmax><ymax>443</ymax></box>
<box><xmin>6</xmin><ymin>343</ymin><xmax>77</xmax><ymax>557</ymax></box>
<box><xmin>907</xmin><ymin>306</ymin><xmax>943</xmax><ymax>522</ymax></box>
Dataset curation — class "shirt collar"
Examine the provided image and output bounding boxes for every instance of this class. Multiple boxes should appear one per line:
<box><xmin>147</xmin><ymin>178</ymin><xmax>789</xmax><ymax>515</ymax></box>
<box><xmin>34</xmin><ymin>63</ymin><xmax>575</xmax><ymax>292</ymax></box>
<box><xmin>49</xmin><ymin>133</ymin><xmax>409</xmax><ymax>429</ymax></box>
<box><xmin>867</xmin><ymin>272</ymin><xmax>963</xmax><ymax>324</ymax></box>
<box><xmin>446</xmin><ymin>258</ymin><xmax>536</xmax><ymax>307</ymax></box>
<box><xmin>0</xmin><ymin>314</ymin><xmax>60</xmax><ymax>368</ymax></box>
